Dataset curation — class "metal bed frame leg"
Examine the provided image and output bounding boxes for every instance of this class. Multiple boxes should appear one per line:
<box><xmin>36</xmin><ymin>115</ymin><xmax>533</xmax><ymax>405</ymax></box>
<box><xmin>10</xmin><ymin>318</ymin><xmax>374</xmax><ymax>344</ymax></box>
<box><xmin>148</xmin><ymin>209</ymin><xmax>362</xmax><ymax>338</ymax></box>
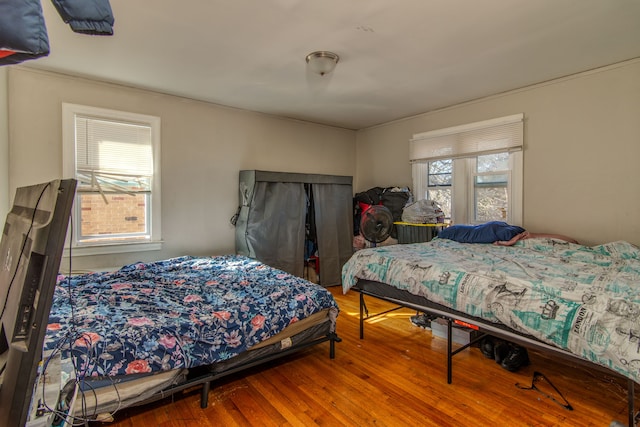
<box><xmin>358</xmin><ymin>291</ymin><xmax>401</xmax><ymax>339</ymax></box>
<box><xmin>447</xmin><ymin>318</ymin><xmax>453</xmax><ymax>384</ymax></box>
<box><xmin>360</xmin><ymin>292</ymin><xmax>365</xmax><ymax>339</ymax></box>
<box><xmin>330</xmin><ymin>336</ymin><xmax>335</xmax><ymax>359</ymax></box>
<box><xmin>200</xmin><ymin>381</ymin><xmax>211</xmax><ymax>408</ymax></box>
<box><xmin>329</xmin><ymin>333</ymin><xmax>341</xmax><ymax>359</ymax></box>
<box><xmin>629</xmin><ymin>379</ymin><xmax>635</xmax><ymax>427</ymax></box>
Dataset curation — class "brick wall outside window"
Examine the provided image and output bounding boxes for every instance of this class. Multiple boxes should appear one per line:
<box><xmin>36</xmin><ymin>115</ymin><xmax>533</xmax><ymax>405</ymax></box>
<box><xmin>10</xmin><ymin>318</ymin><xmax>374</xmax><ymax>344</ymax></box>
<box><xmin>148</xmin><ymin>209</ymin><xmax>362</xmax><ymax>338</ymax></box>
<box><xmin>80</xmin><ymin>193</ymin><xmax>147</xmax><ymax>237</ymax></box>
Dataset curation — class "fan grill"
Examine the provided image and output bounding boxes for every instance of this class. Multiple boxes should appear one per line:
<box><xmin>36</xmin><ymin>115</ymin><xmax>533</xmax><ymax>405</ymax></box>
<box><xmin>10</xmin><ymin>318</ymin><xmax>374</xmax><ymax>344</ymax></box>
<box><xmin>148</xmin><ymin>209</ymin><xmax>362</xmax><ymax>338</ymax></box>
<box><xmin>360</xmin><ymin>205</ymin><xmax>393</xmax><ymax>243</ymax></box>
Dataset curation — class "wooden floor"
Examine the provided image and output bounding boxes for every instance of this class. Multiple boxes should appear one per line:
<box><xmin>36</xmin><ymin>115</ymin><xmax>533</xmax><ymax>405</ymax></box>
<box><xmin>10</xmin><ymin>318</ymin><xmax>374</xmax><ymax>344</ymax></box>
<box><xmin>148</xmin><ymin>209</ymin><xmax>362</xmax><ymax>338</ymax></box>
<box><xmin>106</xmin><ymin>287</ymin><xmax>636</xmax><ymax>426</ymax></box>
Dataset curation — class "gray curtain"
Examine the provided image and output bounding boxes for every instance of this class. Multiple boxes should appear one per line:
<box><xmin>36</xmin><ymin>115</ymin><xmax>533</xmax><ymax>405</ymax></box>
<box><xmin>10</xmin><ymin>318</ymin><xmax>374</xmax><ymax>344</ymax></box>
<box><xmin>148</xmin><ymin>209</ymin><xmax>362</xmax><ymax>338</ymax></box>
<box><xmin>245</xmin><ymin>181</ymin><xmax>306</xmax><ymax>277</ymax></box>
<box><xmin>235</xmin><ymin>170</ymin><xmax>353</xmax><ymax>287</ymax></box>
<box><xmin>312</xmin><ymin>183</ymin><xmax>354</xmax><ymax>286</ymax></box>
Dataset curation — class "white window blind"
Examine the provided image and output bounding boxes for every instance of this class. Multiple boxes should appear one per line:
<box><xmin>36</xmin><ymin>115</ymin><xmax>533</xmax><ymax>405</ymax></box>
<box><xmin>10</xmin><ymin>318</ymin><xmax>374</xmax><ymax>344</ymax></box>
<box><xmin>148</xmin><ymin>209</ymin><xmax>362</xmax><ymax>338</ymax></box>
<box><xmin>409</xmin><ymin>113</ymin><xmax>524</xmax><ymax>162</ymax></box>
<box><xmin>62</xmin><ymin>103</ymin><xmax>162</xmax><ymax>255</ymax></box>
<box><xmin>75</xmin><ymin>115</ymin><xmax>153</xmax><ymax>194</ymax></box>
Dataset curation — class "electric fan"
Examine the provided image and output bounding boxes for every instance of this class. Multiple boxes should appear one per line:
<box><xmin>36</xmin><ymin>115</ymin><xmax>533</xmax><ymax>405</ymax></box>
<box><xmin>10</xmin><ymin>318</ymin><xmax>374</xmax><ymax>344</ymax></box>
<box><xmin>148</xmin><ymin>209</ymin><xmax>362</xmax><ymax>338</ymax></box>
<box><xmin>360</xmin><ymin>205</ymin><xmax>393</xmax><ymax>245</ymax></box>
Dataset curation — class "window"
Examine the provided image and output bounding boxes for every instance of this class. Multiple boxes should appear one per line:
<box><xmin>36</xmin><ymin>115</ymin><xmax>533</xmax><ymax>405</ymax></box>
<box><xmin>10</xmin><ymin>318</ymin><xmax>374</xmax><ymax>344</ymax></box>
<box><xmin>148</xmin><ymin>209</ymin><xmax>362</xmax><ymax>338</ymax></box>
<box><xmin>63</xmin><ymin>104</ymin><xmax>162</xmax><ymax>255</ymax></box>
<box><xmin>426</xmin><ymin>159</ymin><xmax>452</xmax><ymax>219</ymax></box>
<box><xmin>473</xmin><ymin>152</ymin><xmax>509</xmax><ymax>222</ymax></box>
<box><xmin>410</xmin><ymin>114</ymin><xmax>523</xmax><ymax>225</ymax></box>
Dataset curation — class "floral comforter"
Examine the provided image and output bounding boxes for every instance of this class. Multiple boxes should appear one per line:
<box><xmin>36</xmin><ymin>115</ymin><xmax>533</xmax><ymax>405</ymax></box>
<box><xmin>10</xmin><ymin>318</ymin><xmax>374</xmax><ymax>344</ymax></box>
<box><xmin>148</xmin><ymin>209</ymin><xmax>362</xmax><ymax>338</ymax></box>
<box><xmin>46</xmin><ymin>255</ymin><xmax>338</xmax><ymax>377</ymax></box>
<box><xmin>342</xmin><ymin>238</ymin><xmax>640</xmax><ymax>383</ymax></box>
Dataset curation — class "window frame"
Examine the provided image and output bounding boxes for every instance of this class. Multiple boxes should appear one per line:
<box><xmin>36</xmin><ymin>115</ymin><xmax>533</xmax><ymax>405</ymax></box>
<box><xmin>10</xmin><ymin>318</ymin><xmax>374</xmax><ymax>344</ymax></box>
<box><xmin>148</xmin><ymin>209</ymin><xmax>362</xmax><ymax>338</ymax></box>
<box><xmin>425</xmin><ymin>159</ymin><xmax>452</xmax><ymax>220</ymax></box>
<box><xmin>62</xmin><ymin>103</ymin><xmax>162</xmax><ymax>256</ymax></box>
<box><xmin>464</xmin><ymin>151</ymin><xmax>522</xmax><ymax>224</ymax></box>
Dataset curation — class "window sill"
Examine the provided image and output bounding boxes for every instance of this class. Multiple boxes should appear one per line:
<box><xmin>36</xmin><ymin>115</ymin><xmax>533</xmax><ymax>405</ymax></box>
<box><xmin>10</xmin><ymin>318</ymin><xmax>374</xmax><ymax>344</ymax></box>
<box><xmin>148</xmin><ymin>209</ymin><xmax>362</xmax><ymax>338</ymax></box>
<box><xmin>62</xmin><ymin>241</ymin><xmax>163</xmax><ymax>257</ymax></box>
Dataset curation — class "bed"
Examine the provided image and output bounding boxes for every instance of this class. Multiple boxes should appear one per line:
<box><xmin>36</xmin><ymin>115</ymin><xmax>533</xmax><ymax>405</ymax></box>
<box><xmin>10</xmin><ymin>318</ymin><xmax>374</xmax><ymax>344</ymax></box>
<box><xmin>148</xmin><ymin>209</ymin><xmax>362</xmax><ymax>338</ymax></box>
<box><xmin>341</xmin><ymin>237</ymin><xmax>640</xmax><ymax>426</ymax></box>
<box><xmin>43</xmin><ymin>255</ymin><xmax>340</xmax><ymax>422</ymax></box>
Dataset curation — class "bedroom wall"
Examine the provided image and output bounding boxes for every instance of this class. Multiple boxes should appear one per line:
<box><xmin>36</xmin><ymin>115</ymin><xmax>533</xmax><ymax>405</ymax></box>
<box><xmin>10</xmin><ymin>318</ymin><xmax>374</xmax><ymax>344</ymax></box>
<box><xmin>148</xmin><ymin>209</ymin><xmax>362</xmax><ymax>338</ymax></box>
<box><xmin>7</xmin><ymin>67</ymin><xmax>356</xmax><ymax>272</ymax></box>
<box><xmin>0</xmin><ymin>67</ymin><xmax>8</xmax><ymax>222</ymax></box>
<box><xmin>354</xmin><ymin>58</ymin><xmax>640</xmax><ymax>247</ymax></box>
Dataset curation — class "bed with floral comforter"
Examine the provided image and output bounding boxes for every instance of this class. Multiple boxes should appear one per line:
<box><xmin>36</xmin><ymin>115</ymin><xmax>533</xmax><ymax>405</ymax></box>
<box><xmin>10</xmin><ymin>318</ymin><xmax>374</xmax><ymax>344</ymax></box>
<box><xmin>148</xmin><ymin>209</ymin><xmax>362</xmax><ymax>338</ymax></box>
<box><xmin>46</xmin><ymin>255</ymin><xmax>338</xmax><ymax>378</ymax></box>
<box><xmin>342</xmin><ymin>237</ymin><xmax>640</xmax><ymax>384</ymax></box>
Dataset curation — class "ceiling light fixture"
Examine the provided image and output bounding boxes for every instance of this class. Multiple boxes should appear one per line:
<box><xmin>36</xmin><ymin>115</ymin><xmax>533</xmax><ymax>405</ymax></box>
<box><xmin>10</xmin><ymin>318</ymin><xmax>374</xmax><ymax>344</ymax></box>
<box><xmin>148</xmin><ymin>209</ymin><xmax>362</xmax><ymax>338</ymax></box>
<box><xmin>305</xmin><ymin>51</ymin><xmax>339</xmax><ymax>76</ymax></box>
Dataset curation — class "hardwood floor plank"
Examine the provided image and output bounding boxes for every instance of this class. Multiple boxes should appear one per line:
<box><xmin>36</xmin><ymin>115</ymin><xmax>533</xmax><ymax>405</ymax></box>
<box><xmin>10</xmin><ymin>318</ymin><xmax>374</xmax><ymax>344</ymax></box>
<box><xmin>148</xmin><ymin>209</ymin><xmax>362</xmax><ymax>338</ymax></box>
<box><xmin>105</xmin><ymin>287</ymin><xmax>636</xmax><ymax>426</ymax></box>
<box><xmin>280</xmin><ymin>356</ymin><xmax>380</xmax><ymax>426</ymax></box>
<box><xmin>232</xmin><ymin>376</ymin><xmax>294</xmax><ymax>426</ymax></box>
<box><xmin>249</xmin><ymin>370</ymin><xmax>320</xmax><ymax>427</ymax></box>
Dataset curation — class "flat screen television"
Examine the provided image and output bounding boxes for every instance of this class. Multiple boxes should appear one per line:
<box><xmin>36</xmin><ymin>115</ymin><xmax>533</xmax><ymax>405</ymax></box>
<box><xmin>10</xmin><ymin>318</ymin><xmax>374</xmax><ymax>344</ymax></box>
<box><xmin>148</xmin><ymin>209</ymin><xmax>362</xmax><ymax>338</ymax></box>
<box><xmin>0</xmin><ymin>179</ymin><xmax>76</xmax><ymax>427</ymax></box>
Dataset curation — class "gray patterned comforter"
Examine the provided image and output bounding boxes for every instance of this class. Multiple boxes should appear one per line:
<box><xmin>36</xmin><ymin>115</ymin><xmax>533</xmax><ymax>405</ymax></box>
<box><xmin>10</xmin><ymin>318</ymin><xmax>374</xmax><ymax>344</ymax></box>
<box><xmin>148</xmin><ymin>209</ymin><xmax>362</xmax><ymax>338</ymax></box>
<box><xmin>342</xmin><ymin>237</ymin><xmax>640</xmax><ymax>383</ymax></box>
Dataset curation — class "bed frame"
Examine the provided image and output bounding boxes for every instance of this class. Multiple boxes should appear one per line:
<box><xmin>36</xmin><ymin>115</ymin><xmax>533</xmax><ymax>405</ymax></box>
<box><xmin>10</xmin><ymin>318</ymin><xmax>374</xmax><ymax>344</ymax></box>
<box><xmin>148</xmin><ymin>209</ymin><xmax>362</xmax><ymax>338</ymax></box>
<box><xmin>354</xmin><ymin>279</ymin><xmax>638</xmax><ymax>427</ymax></box>
<box><xmin>57</xmin><ymin>318</ymin><xmax>340</xmax><ymax>421</ymax></box>
<box><xmin>146</xmin><ymin>319</ymin><xmax>340</xmax><ymax>410</ymax></box>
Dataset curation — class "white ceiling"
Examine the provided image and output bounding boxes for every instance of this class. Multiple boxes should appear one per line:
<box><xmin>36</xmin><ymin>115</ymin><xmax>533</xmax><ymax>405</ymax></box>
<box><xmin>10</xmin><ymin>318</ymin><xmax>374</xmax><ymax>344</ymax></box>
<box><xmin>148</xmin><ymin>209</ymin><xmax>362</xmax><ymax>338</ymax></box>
<box><xmin>25</xmin><ymin>0</ymin><xmax>640</xmax><ymax>130</ymax></box>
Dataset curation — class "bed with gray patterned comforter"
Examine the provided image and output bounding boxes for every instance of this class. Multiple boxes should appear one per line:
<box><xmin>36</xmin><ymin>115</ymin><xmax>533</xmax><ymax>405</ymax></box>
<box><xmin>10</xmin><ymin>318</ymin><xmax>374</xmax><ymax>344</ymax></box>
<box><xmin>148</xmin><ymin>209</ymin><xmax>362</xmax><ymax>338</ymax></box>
<box><xmin>342</xmin><ymin>237</ymin><xmax>640</xmax><ymax>383</ymax></box>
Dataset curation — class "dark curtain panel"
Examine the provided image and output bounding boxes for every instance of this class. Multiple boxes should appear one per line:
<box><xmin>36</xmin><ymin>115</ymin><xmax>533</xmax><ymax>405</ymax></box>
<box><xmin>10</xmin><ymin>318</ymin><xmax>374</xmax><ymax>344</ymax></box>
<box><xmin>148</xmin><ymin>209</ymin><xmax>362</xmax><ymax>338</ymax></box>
<box><xmin>312</xmin><ymin>183</ymin><xmax>354</xmax><ymax>286</ymax></box>
<box><xmin>246</xmin><ymin>182</ymin><xmax>306</xmax><ymax>277</ymax></box>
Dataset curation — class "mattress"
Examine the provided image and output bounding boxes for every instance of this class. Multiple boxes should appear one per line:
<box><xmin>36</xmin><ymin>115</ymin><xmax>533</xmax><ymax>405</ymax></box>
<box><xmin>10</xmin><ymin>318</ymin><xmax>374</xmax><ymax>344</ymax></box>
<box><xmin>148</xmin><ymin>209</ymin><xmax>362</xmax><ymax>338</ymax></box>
<box><xmin>46</xmin><ymin>255</ymin><xmax>339</xmax><ymax>377</ymax></box>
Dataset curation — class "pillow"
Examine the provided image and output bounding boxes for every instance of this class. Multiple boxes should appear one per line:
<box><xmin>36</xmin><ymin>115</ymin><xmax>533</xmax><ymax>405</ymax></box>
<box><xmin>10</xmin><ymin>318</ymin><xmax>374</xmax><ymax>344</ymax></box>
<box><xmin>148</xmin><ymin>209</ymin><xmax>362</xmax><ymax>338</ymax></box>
<box><xmin>437</xmin><ymin>221</ymin><xmax>525</xmax><ymax>244</ymax></box>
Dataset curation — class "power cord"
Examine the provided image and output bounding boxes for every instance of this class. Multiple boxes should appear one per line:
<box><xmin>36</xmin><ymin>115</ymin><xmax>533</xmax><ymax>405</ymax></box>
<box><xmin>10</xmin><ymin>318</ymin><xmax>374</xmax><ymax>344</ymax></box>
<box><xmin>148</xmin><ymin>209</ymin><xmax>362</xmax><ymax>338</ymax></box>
<box><xmin>38</xmin><ymin>207</ymin><xmax>124</xmax><ymax>425</ymax></box>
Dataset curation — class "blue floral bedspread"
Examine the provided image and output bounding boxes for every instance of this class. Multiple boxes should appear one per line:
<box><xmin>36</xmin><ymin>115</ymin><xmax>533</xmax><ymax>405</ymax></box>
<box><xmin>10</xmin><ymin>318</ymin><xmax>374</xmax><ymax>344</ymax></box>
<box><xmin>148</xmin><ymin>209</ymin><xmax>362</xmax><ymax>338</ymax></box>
<box><xmin>342</xmin><ymin>238</ymin><xmax>640</xmax><ymax>383</ymax></box>
<box><xmin>46</xmin><ymin>255</ymin><xmax>338</xmax><ymax>377</ymax></box>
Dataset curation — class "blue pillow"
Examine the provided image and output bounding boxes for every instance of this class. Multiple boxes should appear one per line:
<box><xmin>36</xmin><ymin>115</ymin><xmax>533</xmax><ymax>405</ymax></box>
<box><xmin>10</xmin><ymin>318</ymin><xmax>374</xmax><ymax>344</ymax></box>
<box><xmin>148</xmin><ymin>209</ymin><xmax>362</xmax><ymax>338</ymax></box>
<box><xmin>437</xmin><ymin>221</ymin><xmax>525</xmax><ymax>244</ymax></box>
